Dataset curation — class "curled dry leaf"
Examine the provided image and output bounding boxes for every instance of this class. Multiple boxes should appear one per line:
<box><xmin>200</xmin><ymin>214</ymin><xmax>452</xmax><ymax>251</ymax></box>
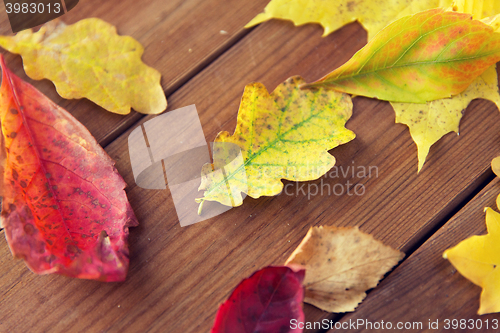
<box><xmin>444</xmin><ymin>208</ymin><xmax>500</xmax><ymax>315</ymax></box>
<box><xmin>285</xmin><ymin>226</ymin><xmax>404</xmax><ymax>313</ymax></box>
<box><xmin>0</xmin><ymin>56</ymin><xmax>138</xmax><ymax>281</ymax></box>
<box><xmin>210</xmin><ymin>266</ymin><xmax>305</xmax><ymax>333</ymax></box>
<box><xmin>0</xmin><ymin>18</ymin><xmax>167</xmax><ymax>115</ymax></box>
<box><xmin>197</xmin><ymin>76</ymin><xmax>355</xmax><ymax>213</ymax></box>
<box><xmin>303</xmin><ymin>9</ymin><xmax>500</xmax><ymax>103</ymax></box>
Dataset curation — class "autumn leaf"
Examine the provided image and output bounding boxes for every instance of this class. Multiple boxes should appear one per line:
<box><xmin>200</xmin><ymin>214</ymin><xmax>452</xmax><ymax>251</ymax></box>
<box><xmin>285</xmin><ymin>226</ymin><xmax>404</xmax><ymax>312</ymax></box>
<box><xmin>210</xmin><ymin>266</ymin><xmax>305</xmax><ymax>333</ymax></box>
<box><xmin>386</xmin><ymin>5</ymin><xmax>500</xmax><ymax>172</ymax></box>
<box><xmin>196</xmin><ymin>76</ymin><xmax>355</xmax><ymax>212</ymax></box>
<box><xmin>0</xmin><ymin>56</ymin><xmax>138</xmax><ymax>281</ymax></box>
<box><xmin>392</xmin><ymin>65</ymin><xmax>500</xmax><ymax>172</ymax></box>
<box><xmin>453</xmin><ymin>0</ymin><xmax>500</xmax><ymax>19</ymax></box>
<box><xmin>491</xmin><ymin>156</ymin><xmax>500</xmax><ymax>210</ymax></box>
<box><xmin>246</xmin><ymin>0</ymin><xmax>456</xmax><ymax>40</ymax></box>
<box><xmin>303</xmin><ymin>9</ymin><xmax>500</xmax><ymax>103</ymax></box>
<box><xmin>443</xmin><ymin>208</ymin><xmax>500</xmax><ymax>315</ymax></box>
<box><xmin>0</xmin><ymin>18</ymin><xmax>166</xmax><ymax>115</ymax></box>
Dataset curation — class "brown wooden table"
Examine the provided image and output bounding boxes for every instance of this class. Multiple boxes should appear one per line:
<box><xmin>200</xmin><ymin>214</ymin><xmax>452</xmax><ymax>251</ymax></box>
<box><xmin>1</xmin><ymin>1</ymin><xmax>500</xmax><ymax>332</ymax></box>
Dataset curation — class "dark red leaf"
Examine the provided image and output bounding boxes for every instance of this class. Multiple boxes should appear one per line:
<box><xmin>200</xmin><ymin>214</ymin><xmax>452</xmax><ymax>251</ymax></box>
<box><xmin>0</xmin><ymin>55</ymin><xmax>138</xmax><ymax>282</ymax></box>
<box><xmin>211</xmin><ymin>266</ymin><xmax>305</xmax><ymax>333</ymax></box>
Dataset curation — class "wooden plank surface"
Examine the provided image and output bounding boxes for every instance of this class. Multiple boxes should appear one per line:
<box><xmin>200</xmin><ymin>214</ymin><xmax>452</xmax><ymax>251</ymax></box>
<box><xmin>330</xmin><ymin>179</ymin><xmax>500</xmax><ymax>332</ymax></box>
<box><xmin>2</xmin><ymin>1</ymin><xmax>500</xmax><ymax>332</ymax></box>
<box><xmin>0</xmin><ymin>0</ymin><xmax>270</xmax><ymax>145</ymax></box>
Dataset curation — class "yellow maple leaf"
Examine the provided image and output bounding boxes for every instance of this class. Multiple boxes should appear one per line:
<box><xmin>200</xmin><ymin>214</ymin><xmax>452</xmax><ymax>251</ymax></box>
<box><xmin>246</xmin><ymin>0</ymin><xmax>454</xmax><ymax>39</ymax></box>
<box><xmin>443</xmin><ymin>208</ymin><xmax>500</xmax><ymax>315</ymax></box>
<box><xmin>491</xmin><ymin>157</ymin><xmax>500</xmax><ymax>210</ymax></box>
<box><xmin>482</xmin><ymin>14</ymin><xmax>500</xmax><ymax>31</ymax></box>
<box><xmin>285</xmin><ymin>226</ymin><xmax>404</xmax><ymax>312</ymax></box>
<box><xmin>452</xmin><ymin>0</ymin><xmax>500</xmax><ymax>19</ymax></box>
<box><xmin>0</xmin><ymin>19</ymin><xmax>166</xmax><ymax>115</ymax></box>
<box><xmin>389</xmin><ymin>3</ymin><xmax>500</xmax><ymax>172</ymax></box>
<box><xmin>392</xmin><ymin>65</ymin><xmax>500</xmax><ymax>172</ymax></box>
<box><xmin>196</xmin><ymin>76</ymin><xmax>355</xmax><ymax>213</ymax></box>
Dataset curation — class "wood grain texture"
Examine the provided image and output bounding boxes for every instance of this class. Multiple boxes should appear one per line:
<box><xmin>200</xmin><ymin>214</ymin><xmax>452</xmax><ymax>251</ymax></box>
<box><xmin>0</xmin><ymin>0</ymin><xmax>270</xmax><ymax>145</ymax></box>
<box><xmin>329</xmin><ymin>179</ymin><xmax>500</xmax><ymax>332</ymax></box>
<box><xmin>2</xmin><ymin>2</ymin><xmax>500</xmax><ymax>333</ymax></box>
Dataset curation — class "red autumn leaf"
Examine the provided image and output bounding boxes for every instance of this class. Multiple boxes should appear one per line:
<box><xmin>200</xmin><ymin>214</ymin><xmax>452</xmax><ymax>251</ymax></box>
<box><xmin>211</xmin><ymin>266</ymin><xmax>305</xmax><ymax>333</ymax></box>
<box><xmin>0</xmin><ymin>55</ymin><xmax>138</xmax><ymax>282</ymax></box>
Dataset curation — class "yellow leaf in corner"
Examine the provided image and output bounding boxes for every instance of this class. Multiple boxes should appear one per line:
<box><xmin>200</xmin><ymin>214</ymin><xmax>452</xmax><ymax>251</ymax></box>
<box><xmin>491</xmin><ymin>156</ymin><xmax>500</xmax><ymax>210</ymax></box>
<box><xmin>443</xmin><ymin>208</ymin><xmax>500</xmax><ymax>315</ymax></box>
<box><xmin>246</xmin><ymin>0</ymin><xmax>454</xmax><ymax>39</ymax></box>
<box><xmin>285</xmin><ymin>226</ymin><xmax>404</xmax><ymax>313</ymax></box>
<box><xmin>391</xmin><ymin>65</ymin><xmax>500</xmax><ymax>172</ymax></box>
<box><xmin>197</xmin><ymin>77</ymin><xmax>355</xmax><ymax>212</ymax></box>
<box><xmin>0</xmin><ymin>19</ymin><xmax>166</xmax><ymax>115</ymax></box>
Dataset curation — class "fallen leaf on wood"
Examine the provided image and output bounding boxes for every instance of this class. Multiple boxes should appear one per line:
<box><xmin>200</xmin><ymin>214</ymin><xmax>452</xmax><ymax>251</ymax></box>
<box><xmin>452</xmin><ymin>0</ymin><xmax>500</xmax><ymax>19</ymax></box>
<box><xmin>392</xmin><ymin>65</ymin><xmax>500</xmax><ymax>172</ymax></box>
<box><xmin>246</xmin><ymin>0</ymin><xmax>455</xmax><ymax>40</ymax></box>
<box><xmin>0</xmin><ymin>18</ymin><xmax>166</xmax><ymax>115</ymax></box>
<box><xmin>210</xmin><ymin>266</ymin><xmax>305</xmax><ymax>333</ymax></box>
<box><xmin>0</xmin><ymin>56</ymin><xmax>138</xmax><ymax>281</ymax></box>
<box><xmin>388</xmin><ymin>4</ymin><xmax>500</xmax><ymax>172</ymax></box>
<box><xmin>197</xmin><ymin>76</ymin><xmax>355</xmax><ymax>212</ymax></box>
<box><xmin>482</xmin><ymin>14</ymin><xmax>500</xmax><ymax>32</ymax></box>
<box><xmin>444</xmin><ymin>208</ymin><xmax>500</xmax><ymax>315</ymax></box>
<box><xmin>285</xmin><ymin>226</ymin><xmax>404</xmax><ymax>312</ymax></box>
<box><xmin>491</xmin><ymin>156</ymin><xmax>500</xmax><ymax>210</ymax></box>
<box><xmin>303</xmin><ymin>9</ymin><xmax>500</xmax><ymax>103</ymax></box>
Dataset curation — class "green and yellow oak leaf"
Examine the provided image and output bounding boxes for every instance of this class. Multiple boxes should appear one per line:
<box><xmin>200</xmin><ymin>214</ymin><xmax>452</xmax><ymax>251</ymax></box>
<box><xmin>392</xmin><ymin>65</ymin><xmax>500</xmax><ymax>172</ymax></box>
<box><xmin>196</xmin><ymin>76</ymin><xmax>355</xmax><ymax>212</ymax></box>
<box><xmin>285</xmin><ymin>226</ymin><xmax>404</xmax><ymax>312</ymax></box>
<box><xmin>0</xmin><ymin>18</ymin><xmax>166</xmax><ymax>115</ymax></box>
<box><xmin>303</xmin><ymin>9</ymin><xmax>500</xmax><ymax>103</ymax></box>
<box><xmin>443</xmin><ymin>208</ymin><xmax>500</xmax><ymax>315</ymax></box>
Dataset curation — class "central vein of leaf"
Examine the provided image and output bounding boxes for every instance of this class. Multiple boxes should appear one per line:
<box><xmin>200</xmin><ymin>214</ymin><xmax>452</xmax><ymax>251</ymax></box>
<box><xmin>4</xmin><ymin>65</ymin><xmax>77</xmax><ymax>249</ymax></box>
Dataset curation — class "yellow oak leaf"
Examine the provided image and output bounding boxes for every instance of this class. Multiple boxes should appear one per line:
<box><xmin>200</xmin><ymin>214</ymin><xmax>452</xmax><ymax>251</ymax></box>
<box><xmin>246</xmin><ymin>0</ymin><xmax>454</xmax><ymax>40</ymax></box>
<box><xmin>392</xmin><ymin>65</ymin><xmax>500</xmax><ymax>172</ymax></box>
<box><xmin>491</xmin><ymin>156</ymin><xmax>500</xmax><ymax>210</ymax></box>
<box><xmin>285</xmin><ymin>226</ymin><xmax>404</xmax><ymax>312</ymax></box>
<box><xmin>443</xmin><ymin>208</ymin><xmax>500</xmax><ymax>315</ymax></box>
<box><xmin>0</xmin><ymin>19</ymin><xmax>166</xmax><ymax>115</ymax></box>
<box><xmin>196</xmin><ymin>76</ymin><xmax>355</xmax><ymax>213</ymax></box>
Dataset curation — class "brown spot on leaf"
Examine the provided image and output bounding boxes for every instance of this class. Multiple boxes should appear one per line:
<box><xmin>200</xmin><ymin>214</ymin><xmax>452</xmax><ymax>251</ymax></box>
<box><xmin>24</xmin><ymin>224</ymin><xmax>35</xmax><ymax>235</ymax></box>
<box><xmin>67</xmin><ymin>244</ymin><xmax>79</xmax><ymax>254</ymax></box>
